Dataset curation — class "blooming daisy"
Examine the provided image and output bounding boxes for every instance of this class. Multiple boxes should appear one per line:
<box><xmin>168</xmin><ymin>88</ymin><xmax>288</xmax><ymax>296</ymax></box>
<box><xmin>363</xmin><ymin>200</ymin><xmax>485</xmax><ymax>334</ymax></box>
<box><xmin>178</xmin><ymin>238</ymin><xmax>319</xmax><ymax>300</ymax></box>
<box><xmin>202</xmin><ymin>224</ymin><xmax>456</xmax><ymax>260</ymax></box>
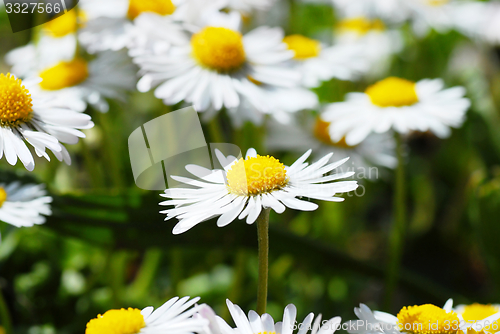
<box><xmin>198</xmin><ymin>299</ymin><xmax>342</xmax><ymax>334</ymax></box>
<box><xmin>160</xmin><ymin>147</ymin><xmax>358</xmax><ymax>234</ymax></box>
<box><xmin>0</xmin><ymin>182</ymin><xmax>52</xmax><ymax>228</ymax></box>
<box><xmin>331</xmin><ymin>0</ymin><xmax>409</xmax><ymax>24</ymax></box>
<box><xmin>85</xmin><ymin>296</ymin><xmax>208</xmax><ymax>334</ymax></box>
<box><xmin>266</xmin><ymin>116</ymin><xmax>396</xmax><ymax>177</ymax></box>
<box><xmin>321</xmin><ymin>77</ymin><xmax>470</xmax><ymax>146</ymax></box>
<box><xmin>334</xmin><ymin>17</ymin><xmax>403</xmax><ymax>77</ymax></box>
<box><xmin>0</xmin><ymin>73</ymin><xmax>94</xmax><ymax>170</ymax></box>
<box><xmin>405</xmin><ymin>0</ymin><xmax>458</xmax><ymax>36</ymax></box>
<box><xmin>346</xmin><ymin>301</ymin><xmax>500</xmax><ymax>334</ymax></box>
<box><xmin>134</xmin><ymin>17</ymin><xmax>300</xmax><ymax>115</ymax></box>
<box><xmin>447</xmin><ymin>300</ymin><xmax>500</xmax><ymax>333</ymax></box>
<box><xmin>282</xmin><ymin>34</ymin><xmax>368</xmax><ymax>88</ymax></box>
<box><xmin>222</xmin><ymin>0</ymin><xmax>277</xmax><ymax>15</ymax></box>
<box><xmin>28</xmin><ymin>51</ymin><xmax>137</xmax><ymax>113</ymax></box>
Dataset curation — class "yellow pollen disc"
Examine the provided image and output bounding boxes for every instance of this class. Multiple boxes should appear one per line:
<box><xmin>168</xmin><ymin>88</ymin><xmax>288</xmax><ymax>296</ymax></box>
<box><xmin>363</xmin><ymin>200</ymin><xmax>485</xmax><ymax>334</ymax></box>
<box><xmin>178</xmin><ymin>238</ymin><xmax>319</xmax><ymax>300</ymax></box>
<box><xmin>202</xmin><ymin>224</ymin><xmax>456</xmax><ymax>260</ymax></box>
<box><xmin>44</xmin><ymin>10</ymin><xmax>78</xmax><ymax>37</ymax></box>
<box><xmin>0</xmin><ymin>187</ymin><xmax>7</xmax><ymax>208</ymax></box>
<box><xmin>85</xmin><ymin>308</ymin><xmax>146</xmax><ymax>334</ymax></box>
<box><xmin>283</xmin><ymin>34</ymin><xmax>321</xmax><ymax>60</ymax></box>
<box><xmin>336</xmin><ymin>17</ymin><xmax>385</xmax><ymax>35</ymax></box>
<box><xmin>39</xmin><ymin>59</ymin><xmax>89</xmax><ymax>91</ymax></box>
<box><xmin>0</xmin><ymin>73</ymin><xmax>33</xmax><ymax>128</ymax></box>
<box><xmin>365</xmin><ymin>77</ymin><xmax>419</xmax><ymax>107</ymax></box>
<box><xmin>226</xmin><ymin>155</ymin><xmax>289</xmax><ymax>196</ymax></box>
<box><xmin>313</xmin><ymin>118</ymin><xmax>357</xmax><ymax>148</ymax></box>
<box><xmin>127</xmin><ymin>0</ymin><xmax>176</xmax><ymax>20</ymax></box>
<box><xmin>191</xmin><ymin>27</ymin><xmax>246</xmax><ymax>72</ymax></box>
<box><xmin>397</xmin><ymin>304</ymin><xmax>460</xmax><ymax>334</ymax></box>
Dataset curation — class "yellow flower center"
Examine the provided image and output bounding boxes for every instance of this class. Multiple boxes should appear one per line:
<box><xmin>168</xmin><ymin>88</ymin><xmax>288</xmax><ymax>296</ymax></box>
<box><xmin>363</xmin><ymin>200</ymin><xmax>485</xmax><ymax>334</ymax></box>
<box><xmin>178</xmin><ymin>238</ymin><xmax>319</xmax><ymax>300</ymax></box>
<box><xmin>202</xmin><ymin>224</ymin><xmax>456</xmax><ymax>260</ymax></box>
<box><xmin>462</xmin><ymin>304</ymin><xmax>499</xmax><ymax>332</ymax></box>
<box><xmin>226</xmin><ymin>155</ymin><xmax>289</xmax><ymax>196</ymax></box>
<box><xmin>127</xmin><ymin>0</ymin><xmax>176</xmax><ymax>20</ymax></box>
<box><xmin>313</xmin><ymin>118</ymin><xmax>357</xmax><ymax>148</ymax></box>
<box><xmin>397</xmin><ymin>304</ymin><xmax>460</xmax><ymax>334</ymax></box>
<box><xmin>44</xmin><ymin>10</ymin><xmax>78</xmax><ymax>37</ymax></box>
<box><xmin>427</xmin><ymin>0</ymin><xmax>449</xmax><ymax>6</ymax></box>
<box><xmin>39</xmin><ymin>59</ymin><xmax>89</xmax><ymax>91</ymax></box>
<box><xmin>0</xmin><ymin>187</ymin><xmax>7</xmax><ymax>208</ymax></box>
<box><xmin>0</xmin><ymin>73</ymin><xmax>33</xmax><ymax>128</ymax></box>
<box><xmin>365</xmin><ymin>77</ymin><xmax>419</xmax><ymax>107</ymax></box>
<box><xmin>336</xmin><ymin>17</ymin><xmax>385</xmax><ymax>35</ymax></box>
<box><xmin>283</xmin><ymin>34</ymin><xmax>321</xmax><ymax>60</ymax></box>
<box><xmin>85</xmin><ymin>308</ymin><xmax>146</xmax><ymax>334</ymax></box>
<box><xmin>191</xmin><ymin>27</ymin><xmax>246</xmax><ymax>72</ymax></box>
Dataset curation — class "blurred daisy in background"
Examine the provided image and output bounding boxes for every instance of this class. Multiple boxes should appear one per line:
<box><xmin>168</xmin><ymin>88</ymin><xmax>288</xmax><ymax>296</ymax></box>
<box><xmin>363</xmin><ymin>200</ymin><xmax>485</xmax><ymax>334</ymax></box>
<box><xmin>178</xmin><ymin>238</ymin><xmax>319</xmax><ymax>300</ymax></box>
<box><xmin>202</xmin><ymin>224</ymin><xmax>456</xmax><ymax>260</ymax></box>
<box><xmin>27</xmin><ymin>51</ymin><xmax>137</xmax><ymax>113</ymax></box>
<box><xmin>0</xmin><ymin>182</ymin><xmax>52</xmax><ymax>229</ymax></box>
<box><xmin>283</xmin><ymin>34</ymin><xmax>368</xmax><ymax>87</ymax></box>
<box><xmin>85</xmin><ymin>296</ymin><xmax>207</xmax><ymax>334</ymax></box>
<box><xmin>331</xmin><ymin>0</ymin><xmax>409</xmax><ymax>24</ymax></box>
<box><xmin>321</xmin><ymin>77</ymin><xmax>470</xmax><ymax>146</ymax></box>
<box><xmin>453</xmin><ymin>302</ymin><xmax>500</xmax><ymax>332</ymax></box>
<box><xmin>198</xmin><ymin>299</ymin><xmax>341</xmax><ymax>334</ymax></box>
<box><xmin>334</xmin><ymin>17</ymin><xmax>403</xmax><ymax>78</ymax></box>
<box><xmin>134</xmin><ymin>16</ymin><xmax>300</xmax><ymax>116</ymax></box>
<box><xmin>405</xmin><ymin>0</ymin><xmax>459</xmax><ymax>36</ymax></box>
<box><xmin>0</xmin><ymin>73</ymin><xmax>94</xmax><ymax>170</ymax></box>
<box><xmin>160</xmin><ymin>147</ymin><xmax>357</xmax><ymax>234</ymax></box>
<box><xmin>267</xmin><ymin>116</ymin><xmax>396</xmax><ymax>177</ymax></box>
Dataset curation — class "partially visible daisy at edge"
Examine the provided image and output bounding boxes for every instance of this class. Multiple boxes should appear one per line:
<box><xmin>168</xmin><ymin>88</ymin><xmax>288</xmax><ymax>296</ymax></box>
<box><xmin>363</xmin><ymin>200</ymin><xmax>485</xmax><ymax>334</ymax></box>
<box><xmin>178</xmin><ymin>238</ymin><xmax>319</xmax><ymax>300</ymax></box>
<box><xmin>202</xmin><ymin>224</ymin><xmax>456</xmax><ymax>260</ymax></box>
<box><xmin>321</xmin><ymin>76</ymin><xmax>470</xmax><ymax>146</ymax></box>
<box><xmin>266</xmin><ymin>115</ymin><xmax>396</xmax><ymax>178</ymax></box>
<box><xmin>331</xmin><ymin>0</ymin><xmax>409</xmax><ymax>24</ymax></box>
<box><xmin>134</xmin><ymin>15</ymin><xmax>300</xmax><ymax>116</ymax></box>
<box><xmin>449</xmin><ymin>300</ymin><xmax>500</xmax><ymax>333</ymax></box>
<box><xmin>160</xmin><ymin>147</ymin><xmax>358</xmax><ymax>234</ymax></box>
<box><xmin>0</xmin><ymin>73</ymin><xmax>94</xmax><ymax>170</ymax></box>
<box><xmin>283</xmin><ymin>34</ymin><xmax>369</xmax><ymax>88</ymax></box>
<box><xmin>26</xmin><ymin>50</ymin><xmax>137</xmax><ymax>113</ymax></box>
<box><xmin>0</xmin><ymin>182</ymin><xmax>52</xmax><ymax>230</ymax></box>
<box><xmin>85</xmin><ymin>296</ymin><xmax>208</xmax><ymax>334</ymax></box>
<box><xmin>346</xmin><ymin>300</ymin><xmax>500</xmax><ymax>334</ymax></box>
<box><xmin>197</xmin><ymin>299</ymin><xmax>342</xmax><ymax>334</ymax></box>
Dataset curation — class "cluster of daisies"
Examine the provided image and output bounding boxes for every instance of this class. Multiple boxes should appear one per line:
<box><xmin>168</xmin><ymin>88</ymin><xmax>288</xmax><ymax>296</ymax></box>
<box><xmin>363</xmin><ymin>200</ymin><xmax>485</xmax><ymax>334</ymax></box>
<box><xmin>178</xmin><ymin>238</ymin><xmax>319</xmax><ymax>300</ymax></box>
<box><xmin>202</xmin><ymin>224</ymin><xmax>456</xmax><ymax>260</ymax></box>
<box><xmin>83</xmin><ymin>294</ymin><xmax>500</xmax><ymax>334</ymax></box>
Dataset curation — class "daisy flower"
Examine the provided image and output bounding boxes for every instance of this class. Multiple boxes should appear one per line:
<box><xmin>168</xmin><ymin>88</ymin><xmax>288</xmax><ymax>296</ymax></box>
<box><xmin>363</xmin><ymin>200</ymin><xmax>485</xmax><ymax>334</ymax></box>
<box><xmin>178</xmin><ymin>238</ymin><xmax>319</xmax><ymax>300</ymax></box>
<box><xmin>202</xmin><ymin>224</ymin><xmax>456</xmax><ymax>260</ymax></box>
<box><xmin>29</xmin><ymin>51</ymin><xmax>137</xmax><ymax>112</ymax></box>
<box><xmin>0</xmin><ymin>182</ymin><xmax>52</xmax><ymax>228</ymax></box>
<box><xmin>266</xmin><ymin>116</ymin><xmax>396</xmax><ymax>177</ymax></box>
<box><xmin>331</xmin><ymin>0</ymin><xmax>409</xmax><ymax>24</ymax></box>
<box><xmin>321</xmin><ymin>77</ymin><xmax>470</xmax><ymax>146</ymax></box>
<box><xmin>134</xmin><ymin>17</ymin><xmax>300</xmax><ymax>115</ymax></box>
<box><xmin>449</xmin><ymin>300</ymin><xmax>500</xmax><ymax>333</ymax></box>
<box><xmin>222</xmin><ymin>0</ymin><xmax>277</xmax><ymax>15</ymax></box>
<box><xmin>198</xmin><ymin>299</ymin><xmax>342</xmax><ymax>334</ymax></box>
<box><xmin>347</xmin><ymin>301</ymin><xmax>500</xmax><ymax>334</ymax></box>
<box><xmin>160</xmin><ymin>147</ymin><xmax>358</xmax><ymax>234</ymax></box>
<box><xmin>405</xmin><ymin>0</ymin><xmax>459</xmax><ymax>36</ymax></box>
<box><xmin>283</xmin><ymin>34</ymin><xmax>368</xmax><ymax>88</ymax></box>
<box><xmin>0</xmin><ymin>73</ymin><xmax>94</xmax><ymax>170</ymax></box>
<box><xmin>334</xmin><ymin>17</ymin><xmax>403</xmax><ymax>77</ymax></box>
<box><xmin>85</xmin><ymin>296</ymin><xmax>208</xmax><ymax>334</ymax></box>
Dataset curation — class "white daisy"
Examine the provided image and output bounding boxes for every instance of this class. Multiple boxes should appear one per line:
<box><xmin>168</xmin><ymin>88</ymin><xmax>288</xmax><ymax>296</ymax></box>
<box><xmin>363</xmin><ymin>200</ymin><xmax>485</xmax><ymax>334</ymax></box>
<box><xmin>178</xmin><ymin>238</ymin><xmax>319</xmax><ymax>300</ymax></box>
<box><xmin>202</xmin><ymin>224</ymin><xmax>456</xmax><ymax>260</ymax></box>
<box><xmin>334</xmin><ymin>17</ymin><xmax>403</xmax><ymax>78</ymax></box>
<box><xmin>0</xmin><ymin>182</ymin><xmax>52</xmax><ymax>228</ymax></box>
<box><xmin>198</xmin><ymin>299</ymin><xmax>342</xmax><ymax>334</ymax></box>
<box><xmin>331</xmin><ymin>0</ymin><xmax>409</xmax><ymax>24</ymax></box>
<box><xmin>266</xmin><ymin>116</ymin><xmax>396</xmax><ymax>177</ymax></box>
<box><xmin>405</xmin><ymin>0</ymin><xmax>458</xmax><ymax>36</ymax></box>
<box><xmin>28</xmin><ymin>51</ymin><xmax>137</xmax><ymax>113</ymax></box>
<box><xmin>222</xmin><ymin>0</ymin><xmax>277</xmax><ymax>15</ymax></box>
<box><xmin>0</xmin><ymin>73</ymin><xmax>94</xmax><ymax>170</ymax></box>
<box><xmin>321</xmin><ymin>77</ymin><xmax>470</xmax><ymax>146</ymax></box>
<box><xmin>134</xmin><ymin>17</ymin><xmax>300</xmax><ymax>115</ymax></box>
<box><xmin>445</xmin><ymin>300</ymin><xmax>500</xmax><ymax>333</ymax></box>
<box><xmin>160</xmin><ymin>147</ymin><xmax>358</xmax><ymax>234</ymax></box>
<box><xmin>282</xmin><ymin>34</ymin><xmax>369</xmax><ymax>87</ymax></box>
<box><xmin>450</xmin><ymin>1</ymin><xmax>500</xmax><ymax>46</ymax></box>
<box><xmin>346</xmin><ymin>301</ymin><xmax>500</xmax><ymax>334</ymax></box>
<box><xmin>85</xmin><ymin>296</ymin><xmax>208</xmax><ymax>334</ymax></box>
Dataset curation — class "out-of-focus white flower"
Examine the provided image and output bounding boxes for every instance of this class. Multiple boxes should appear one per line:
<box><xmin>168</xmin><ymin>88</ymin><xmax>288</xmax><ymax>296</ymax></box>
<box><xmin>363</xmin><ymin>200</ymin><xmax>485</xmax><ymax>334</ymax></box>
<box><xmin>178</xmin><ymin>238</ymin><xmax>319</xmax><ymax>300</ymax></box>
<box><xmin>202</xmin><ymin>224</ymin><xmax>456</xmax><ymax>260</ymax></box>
<box><xmin>283</xmin><ymin>34</ymin><xmax>368</xmax><ymax>87</ymax></box>
<box><xmin>331</xmin><ymin>0</ymin><xmax>409</xmax><ymax>23</ymax></box>
<box><xmin>85</xmin><ymin>296</ymin><xmax>208</xmax><ymax>334</ymax></box>
<box><xmin>198</xmin><ymin>300</ymin><xmax>342</xmax><ymax>334</ymax></box>
<box><xmin>160</xmin><ymin>147</ymin><xmax>357</xmax><ymax>234</ymax></box>
<box><xmin>322</xmin><ymin>77</ymin><xmax>470</xmax><ymax>146</ymax></box>
<box><xmin>267</xmin><ymin>116</ymin><xmax>396</xmax><ymax>176</ymax></box>
<box><xmin>0</xmin><ymin>73</ymin><xmax>94</xmax><ymax>170</ymax></box>
<box><xmin>133</xmin><ymin>15</ymin><xmax>301</xmax><ymax>119</ymax></box>
<box><xmin>0</xmin><ymin>182</ymin><xmax>51</xmax><ymax>228</ymax></box>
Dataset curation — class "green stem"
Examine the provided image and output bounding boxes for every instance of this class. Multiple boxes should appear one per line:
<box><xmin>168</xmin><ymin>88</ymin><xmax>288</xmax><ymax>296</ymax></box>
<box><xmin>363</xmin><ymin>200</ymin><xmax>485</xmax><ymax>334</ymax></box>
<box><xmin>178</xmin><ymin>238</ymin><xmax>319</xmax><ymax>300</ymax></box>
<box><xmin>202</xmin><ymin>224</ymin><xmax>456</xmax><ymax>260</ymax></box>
<box><xmin>256</xmin><ymin>208</ymin><xmax>270</xmax><ymax>315</ymax></box>
<box><xmin>384</xmin><ymin>133</ymin><xmax>406</xmax><ymax>311</ymax></box>
<box><xmin>0</xmin><ymin>288</ymin><xmax>12</xmax><ymax>334</ymax></box>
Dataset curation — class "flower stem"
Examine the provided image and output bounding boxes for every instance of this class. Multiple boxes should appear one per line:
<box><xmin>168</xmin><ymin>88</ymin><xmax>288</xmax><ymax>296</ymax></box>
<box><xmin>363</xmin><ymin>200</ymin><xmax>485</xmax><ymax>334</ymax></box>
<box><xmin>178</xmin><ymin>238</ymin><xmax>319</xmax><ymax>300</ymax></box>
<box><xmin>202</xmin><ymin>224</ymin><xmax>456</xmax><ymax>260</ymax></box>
<box><xmin>384</xmin><ymin>132</ymin><xmax>406</xmax><ymax>311</ymax></box>
<box><xmin>256</xmin><ymin>208</ymin><xmax>271</xmax><ymax>315</ymax></box>
<box><xmin>0</xmin><ymin>288</ymin><xmax>13</xmax><ymax>334</ymax></box>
